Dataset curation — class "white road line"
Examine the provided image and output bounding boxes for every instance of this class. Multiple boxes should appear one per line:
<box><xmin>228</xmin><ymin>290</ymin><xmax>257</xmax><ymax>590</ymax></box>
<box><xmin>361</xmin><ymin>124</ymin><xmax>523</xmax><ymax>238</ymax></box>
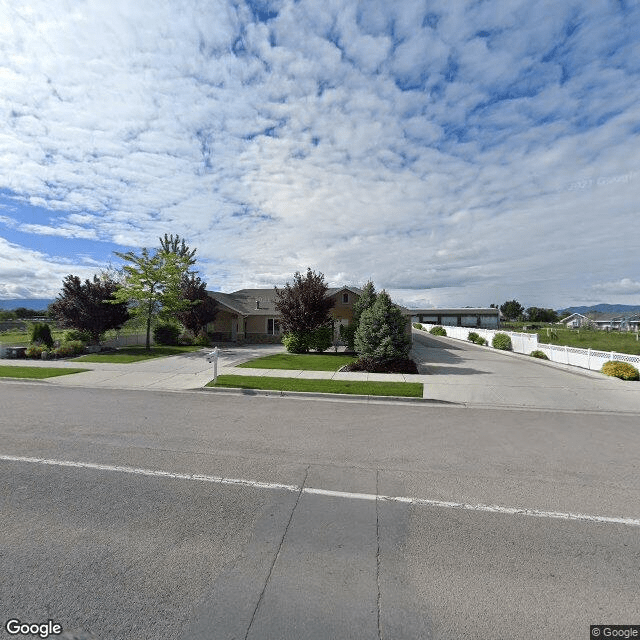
<box><xmin>2</xmin><ymin>454</ymin><xmax>639</xmax><ymax>528</ymax></box>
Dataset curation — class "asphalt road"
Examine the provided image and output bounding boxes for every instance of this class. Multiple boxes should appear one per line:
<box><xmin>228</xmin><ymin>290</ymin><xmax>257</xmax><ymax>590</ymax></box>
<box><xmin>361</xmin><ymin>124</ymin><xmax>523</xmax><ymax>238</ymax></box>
<box><xmin>1</xmin><ymin>384</ymin><xmax>639</xmax><ymax>639</ymax></box>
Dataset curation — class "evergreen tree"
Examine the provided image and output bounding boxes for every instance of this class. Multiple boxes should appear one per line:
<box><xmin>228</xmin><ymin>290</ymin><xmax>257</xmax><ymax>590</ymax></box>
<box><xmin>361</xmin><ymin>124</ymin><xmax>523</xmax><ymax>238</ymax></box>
<box><xmin>341</xmin><ymin>280</ymin><xmax>377</xmax><ymax>350</ymax></box>
<box><xmin>354</xmin><ymin>290</ymin><xmax>410</xmax><ymax>361</ymax></box>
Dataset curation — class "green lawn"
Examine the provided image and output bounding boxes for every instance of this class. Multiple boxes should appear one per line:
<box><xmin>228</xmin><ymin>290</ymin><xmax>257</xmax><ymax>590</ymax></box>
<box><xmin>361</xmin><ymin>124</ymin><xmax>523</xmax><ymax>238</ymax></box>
<box><xmin>208</xmin><ymin>374</ymin><xmax>423</xmax><ymax>397</ymax></box>
<box><xmin>499</xmin><ymin>324</ymin><xmax>640</xmax><ymax>355</ymax></box>
<box><xmin>73</xmin><ymin>345</ymin><xmax>202</xmax><ymax>363</ymax></box>
<box><xmin>237</xmin><ymin>352</ymin><xmax>357</xmax><ymax>371</ymax></box>
<box><xmin>0</xmin><ymin>366</ymin><xmax>90</xmax><ymax>379</ymax></box>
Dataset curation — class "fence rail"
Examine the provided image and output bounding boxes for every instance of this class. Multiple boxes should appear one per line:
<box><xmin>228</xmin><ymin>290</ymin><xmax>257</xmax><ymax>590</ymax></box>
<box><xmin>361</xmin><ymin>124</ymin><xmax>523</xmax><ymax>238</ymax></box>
<box><xmin>415</xmin><ymin>324</ymin><xmax>640</xmax><ymax>372</ymax></box>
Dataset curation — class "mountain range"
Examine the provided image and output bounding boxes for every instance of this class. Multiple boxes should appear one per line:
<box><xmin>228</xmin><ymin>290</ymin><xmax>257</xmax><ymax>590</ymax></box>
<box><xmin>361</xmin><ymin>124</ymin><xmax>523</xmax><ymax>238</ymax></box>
<box><xmin>0</xmin><ymin>298</ymin><xmax>55</xmax><ymax>311</ymax></box>
<box><xmin>558</xmin><ymin>304</ymin><xmax>640</xmax><ymax>315</ymax></box>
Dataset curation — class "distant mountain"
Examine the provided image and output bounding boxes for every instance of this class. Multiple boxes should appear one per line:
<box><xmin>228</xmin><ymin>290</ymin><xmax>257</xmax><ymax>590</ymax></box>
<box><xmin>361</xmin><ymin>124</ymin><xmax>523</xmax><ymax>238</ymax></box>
<box><xmin>558</xmin><ymin>304</ymin><xmax>640</xmax><ymax>315</ymax></box>
<box><xmin>0</xmin><ymin>299</ymin><xmax>54</xmax><ymax>311</ymax></box>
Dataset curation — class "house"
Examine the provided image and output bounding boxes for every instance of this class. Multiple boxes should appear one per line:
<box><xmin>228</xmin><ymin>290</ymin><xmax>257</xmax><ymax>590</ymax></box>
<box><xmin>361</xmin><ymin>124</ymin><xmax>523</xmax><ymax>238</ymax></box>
<box><xmin>206</xmin><ymin>286</ymin><xmax>413</xmax><ymax>343</ymax></box>
<box><xmin>412</xmin><ymin>308</ymin><xmax>500</xmax><ymax>329</ymax></box>
<box><xmin>560</xmin><ymin>313</ymin><xmax>590</xmax><ymax>328</ymax></box>
<box><xmin>560</xmin><ymin>312</ymin><xmax>640</xmax><ymax>331</ymax></box>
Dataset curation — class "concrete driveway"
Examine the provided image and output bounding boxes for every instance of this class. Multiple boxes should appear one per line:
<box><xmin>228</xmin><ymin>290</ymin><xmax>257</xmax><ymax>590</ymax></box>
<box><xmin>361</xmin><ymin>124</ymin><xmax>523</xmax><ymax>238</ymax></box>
<box><xmin>411</xmin><ymin>329</ymin><xmax>640</xmax><ymax>412</ymax></box>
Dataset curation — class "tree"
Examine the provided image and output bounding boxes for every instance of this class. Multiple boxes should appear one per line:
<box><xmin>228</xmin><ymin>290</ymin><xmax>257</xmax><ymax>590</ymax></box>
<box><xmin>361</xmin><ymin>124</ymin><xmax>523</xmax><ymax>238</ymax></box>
<box><xmin>354</xmin><ymin>290</ymin><xmax>411</xmax><ymax>361</ymax></box>
<box><xmin>525</xmin><ymin>307</ymin><xmax>559</xmax><ymax>323</ymax></box>
<box><xmin>500</xmin><ymin>300</ymin><xmax>524</xmax><ymax>321</ymax></box>
<box><xmin>340</xmin><ymin>280</ymin><xmax>377</xmax><ymax>350</ymax></box>
<box><xmin>159</xmin><ymin>233</ymin><xmax>197</xmax><ymax>266</ymax></box>
<box><xmin>176</xmin><ymin>273</ymin><xmax>218</xmax><ymax>336</ymax></box>
<box><xmin>111</xmin><ymin>247</ymin><xmax>194</xmax><ymax>350</ymax></box>
<box><xmin>274</xmin><ymin>268</ymin><xmax>334</xmax><ymax>352</ymax></box>
<box><xmin>49</xmin><ymin>274</ymin><xmax>130</xmax><ymax>343</ymax></box>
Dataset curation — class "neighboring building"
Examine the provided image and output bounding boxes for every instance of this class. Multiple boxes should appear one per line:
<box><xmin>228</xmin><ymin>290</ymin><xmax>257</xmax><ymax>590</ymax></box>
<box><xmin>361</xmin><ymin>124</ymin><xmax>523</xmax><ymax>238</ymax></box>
<box><xmin>206</xmin><ymin>286</ymin><xmax>413</xmax><ymax>343</ymax></box>
<box><xmin>560</xmin><ymin>312</ymin><xmax>640</xmax><ymax>331</ymax></box>
<box><xmin>412</xmin><ymin>308</ymin><xmax>500</xmax><ymax>329</ymax></box>
<box><xmin>560</xmin><ymin>313</ymin><xmax>590</xmax><ymax>328</ymax></box>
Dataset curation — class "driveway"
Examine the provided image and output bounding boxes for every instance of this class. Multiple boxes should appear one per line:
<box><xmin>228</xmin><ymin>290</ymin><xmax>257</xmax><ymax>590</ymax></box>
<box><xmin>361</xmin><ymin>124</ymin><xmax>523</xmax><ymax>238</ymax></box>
<box><xmin>411</xmin><ymin>329</ymin><xmax>640</xmax><ymax>412</ymax></box>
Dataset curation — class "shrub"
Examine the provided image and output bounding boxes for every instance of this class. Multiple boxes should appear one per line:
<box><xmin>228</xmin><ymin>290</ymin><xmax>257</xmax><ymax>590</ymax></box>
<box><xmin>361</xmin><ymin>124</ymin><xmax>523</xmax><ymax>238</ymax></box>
<box><xmin>467</xmin><ymin>331</ymin><xmax>479</xmax><ymax>342</ymax></box>
<box><xmin>601</xmin><ymin>361</ymin><xmax>639</xmax><ymax>381</ymax></box>
<box><xmin>475</xmin><ymin>337</ymin><xmax>488</xmax><ymax>346</ymax></box>
<box><xmin>429</xmin><ymin>326</ymin><xmax>447</xmax><ymax>336</ymax></box>
<box><xmin>339</xmin><ymin>323</ymin><xmax>356</xmax><ymax>351</ymax></box>
<box><xmin>178</xmin><ymin>332</ymin><xmax>195</xmax><ymax>346</ymax></box>
<box><xmin>308</xmin><ymin>326</ymin><xmax>333</xmax><ymax>353</ymax></box>
<box><xmin>343</xmin><ymin>356</ymin><xmax>419</xmax><ymax>374</ymax></box>
<box><xmin>492</xmin><ymin>333</ymin><xmax>512</xmax><ymax>350</ymax></box>
<box><xmin>194</xmin><ymin>331</ymin><xmax>211</xmax><ymax>347</ymax></box>
<box><xmin>153</xmin><ymin>323</ymin><xmax>181</xmax><ymax>346</ymax></box>
<box><xmin>530</xmin><ymin>350</ymin><xmax>549</xmax><ymax>360</ymax></box>
<box><xmin>26</xmin><ymin>345</ymin><xmax>46</xmax><ymax>358</ymax></box>
<box><xmin>412</xmin><ymin>323</ymin><xmax>422</xmax><ymax>330</ymax></box>
<box><xmin>31</xmin><ymin>322</ymin><xmax>54</xmax><ymax>348</ymax></box>
<box><xmin>63</xmin><ymin>329</ymin><xmax>92</xmax><ymax>344</ymax></box>
<box><xmin>282</xmin><ymin>331</ymin><xmax>310</xmax><ymax>354</ymax></box>
<box><xmin>54</xmin><ymin>340</ymin><xmax>86</xmax><ymax>358</ymax></box>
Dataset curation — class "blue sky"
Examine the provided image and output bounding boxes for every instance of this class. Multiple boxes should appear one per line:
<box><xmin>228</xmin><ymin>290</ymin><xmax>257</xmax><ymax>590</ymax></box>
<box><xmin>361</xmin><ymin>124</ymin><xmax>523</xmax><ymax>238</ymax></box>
<box><xmin>1</xmin><ymin>0</ymin><xmax>639</xmax><ymax>309</ymax></box>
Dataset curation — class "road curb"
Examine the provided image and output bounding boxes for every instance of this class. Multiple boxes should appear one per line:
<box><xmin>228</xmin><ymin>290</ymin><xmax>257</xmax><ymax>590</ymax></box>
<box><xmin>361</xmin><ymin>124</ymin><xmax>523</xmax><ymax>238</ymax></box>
<box><xmin>200</xmin><ymin>385</ymin><xmax>460</xmax><ymax>405</ymax></box>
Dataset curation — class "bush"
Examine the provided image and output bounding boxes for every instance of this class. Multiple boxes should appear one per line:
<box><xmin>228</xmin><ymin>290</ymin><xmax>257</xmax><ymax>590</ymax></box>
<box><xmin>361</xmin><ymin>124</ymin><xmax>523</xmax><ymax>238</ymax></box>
<box><xmin>530</xmin><ymin>350</ymin><xmax>549</xmax><ymax>360</ymax></box>
<box><xmin>26</xmin><ymin>345</ymin><xmax>46</xmax><ymax>358</ymax></box>
<box><xmin>339</xmin><ymin>323</ymin><xmax>356</xmax><ymax>350</ymax></box>
<box><xmin>492</xmin><ymin>333</ymin><xmax>512</xmax><ymax>350</ymax></box>
<box><xmin>178</xmin><ymin>332</ymin><xmax>195</xmax><ymax>346</ymax></box>
<box><xmin>412</xmin><ymin>323</ymin><xmax>422</xmax><ymax>330</ymax></box>
<box><xmin>475</xmin><ymin>337</ymin><xmax>488</xmax><ymax>346</ymax></box>
<box><xmin>63</xmin><ymin>329</ymin><xmax>92</xmax><ymax>344</ymax></box>
<box><xmin>194</xmin><ymin>331</ymin><xmax>211</xmax><ymax>347</ymax></box>
<box><xmin>308</xmin><ymin>326</ymin><xmax>333</xmax><ymax>353</ymax></box>
<box><xmin>54</xmin><ymin>340</ymin><xmax>86</xmax><ymax>358</ymax></box>
<box><xmin>153</xmin><ymin>323</ymin><xmax>181</xmax><ymax>346</ymax></box>
<box><xmin>282</xmin><ymin>331</ymin><xmax>310</xmax><ymax>353</ymax></box>
<box><xmin>467</xmin><ymin>331</ymin><xmax>479</xmax><ymax>342</ymax></box>
<box><xmin>31</xmin><ymin>322</ymin><xmax>54</xmax><ymax>348</ymax></box>
<box><xmin>601</xmin><ymin>361</ymin><xmax>639</xmax><ymax>381</ymax></box>
<box><xmin>429</xmin><ymin>326</ymin><xmax>447</xmax><ymax>336</ymax></box>
<box><xmin>343</xmin><ymin>356</ymin><xmax>419</xmax><ymax>374</ymax></box>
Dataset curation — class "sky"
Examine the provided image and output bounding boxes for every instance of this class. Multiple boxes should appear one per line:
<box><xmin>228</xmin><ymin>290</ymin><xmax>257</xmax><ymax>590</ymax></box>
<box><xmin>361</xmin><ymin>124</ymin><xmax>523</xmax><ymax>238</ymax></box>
<box><xmin>0</xmin><ymin>0</ymin><xmax>639</xmax><ymax>310</ymax></box>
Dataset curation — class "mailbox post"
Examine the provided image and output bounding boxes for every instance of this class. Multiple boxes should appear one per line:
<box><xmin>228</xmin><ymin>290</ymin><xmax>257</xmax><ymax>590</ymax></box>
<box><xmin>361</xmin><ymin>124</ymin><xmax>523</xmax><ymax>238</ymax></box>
<box><xmin>207</xmin><ymin>347</ymin><xmax>219</xmax><ymax>383</ymax></box>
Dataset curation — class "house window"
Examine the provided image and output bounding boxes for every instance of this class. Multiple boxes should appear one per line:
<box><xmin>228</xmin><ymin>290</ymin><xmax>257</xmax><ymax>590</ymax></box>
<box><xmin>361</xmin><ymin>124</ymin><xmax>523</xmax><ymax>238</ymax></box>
<box><xmin>342</xmin><ymin>293</ymin><xmax>349</xmax><ymax>304</ymax></box>
<box><xmin>267</xmin><ymin>318</ymin><xmax>280</xmax><ymax>335</ymax></box>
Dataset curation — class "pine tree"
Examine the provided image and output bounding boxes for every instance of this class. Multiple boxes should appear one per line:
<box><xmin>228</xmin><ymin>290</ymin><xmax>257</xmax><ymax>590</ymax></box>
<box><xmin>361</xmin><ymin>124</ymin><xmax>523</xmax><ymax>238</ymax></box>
<box><xmin>354</xmin><ymin>290</ymin><xmax>410</xmax><ymax>361</ymax></box>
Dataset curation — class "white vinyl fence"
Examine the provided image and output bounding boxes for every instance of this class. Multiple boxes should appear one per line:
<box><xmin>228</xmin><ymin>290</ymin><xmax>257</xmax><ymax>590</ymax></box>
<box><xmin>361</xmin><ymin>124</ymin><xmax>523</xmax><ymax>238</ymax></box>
<box><xmin>102</xmin><ymin>333</ymin><xmax>155</xmax><ymax>348</ymax></box>
<box><xmin>416</xmin><ymin>323</ymin><xmax>640</xmax><ymax>373</ymax></box>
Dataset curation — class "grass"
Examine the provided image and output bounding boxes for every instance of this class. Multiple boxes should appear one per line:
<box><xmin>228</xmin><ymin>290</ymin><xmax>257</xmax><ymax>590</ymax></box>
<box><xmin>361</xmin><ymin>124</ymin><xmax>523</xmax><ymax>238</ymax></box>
<box><xmin>73</xmin><ymin>345</ymin><xmax>202</xmax><ymax>363</ymax></box>
<box><xmin>208</xmin><ymin>374</ymin><xmax>423</xmax><ymax>397</ymax></box>
<box><xmin>0</xmin><ymin>366</ymin><xmax>90</xmax><ymax>379</ymax></box>
<box><xmin>501</xmin><ymin>323</ymin><xmax>640</xmax><ymax>355</ymax></box>
<box><xmin>237</xmin><ymin>352</ymin><xmax>357</xmax><ymax>371</ymax></box>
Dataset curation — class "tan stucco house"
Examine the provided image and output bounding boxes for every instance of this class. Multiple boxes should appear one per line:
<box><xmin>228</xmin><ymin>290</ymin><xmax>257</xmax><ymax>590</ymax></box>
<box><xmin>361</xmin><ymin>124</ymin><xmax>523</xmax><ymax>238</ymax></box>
<box><xmin>206</xmin><ymin>286</ymin><xmax>413</xmax><ymax>343</ymax></box>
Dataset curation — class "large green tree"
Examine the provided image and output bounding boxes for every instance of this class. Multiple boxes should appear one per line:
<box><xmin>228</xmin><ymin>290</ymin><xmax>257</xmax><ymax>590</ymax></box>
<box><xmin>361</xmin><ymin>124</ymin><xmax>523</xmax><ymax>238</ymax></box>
<box><xmin>354</xmin><ymin>290</ymin><xmax>410</xmax><ymax>361</ymax></box>
<box><xmin>525</xmin><ymin>307</ymin><xmax>559</xmax><ymax>323</ymax></box>
<box><xmin>500</xmin><ymin>299</ymin><xmax>525</xmax><ymax>321</ymax></box>
<box><xmin>275</xmin><ymin>268</ymin><xmax>334</xmax><ymax>352</ymax></box>
<box><xmin>111</xmin><ymin>247</ymin><xmax>194</xmax><ymax>350</ymax></box>
<box><xmin>49</xmin><ymin>274</ymin><xmax>130</xmax><ymax>343</ymax></box>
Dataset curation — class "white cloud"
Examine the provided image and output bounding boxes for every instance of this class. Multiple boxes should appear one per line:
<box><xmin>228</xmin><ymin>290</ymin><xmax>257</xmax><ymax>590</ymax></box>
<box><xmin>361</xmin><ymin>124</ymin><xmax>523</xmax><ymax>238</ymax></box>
<box><xmin>0</xmin><ymin>0</ymin><xmax>638</xmax><ymax>308</ymax></box>
<box><xmin>592</xmin><ymin>279</ymin><xmax>640</xmax><ymax>296</ymax></box>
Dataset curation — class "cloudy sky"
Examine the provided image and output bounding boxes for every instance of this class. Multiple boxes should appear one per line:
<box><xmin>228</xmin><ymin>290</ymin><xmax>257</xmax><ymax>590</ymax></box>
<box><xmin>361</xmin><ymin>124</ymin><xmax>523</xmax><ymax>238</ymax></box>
<box><xmin>1</xmin><ymin>0</ymin><xmax>639</xmax><ymax>309</ymax></box>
